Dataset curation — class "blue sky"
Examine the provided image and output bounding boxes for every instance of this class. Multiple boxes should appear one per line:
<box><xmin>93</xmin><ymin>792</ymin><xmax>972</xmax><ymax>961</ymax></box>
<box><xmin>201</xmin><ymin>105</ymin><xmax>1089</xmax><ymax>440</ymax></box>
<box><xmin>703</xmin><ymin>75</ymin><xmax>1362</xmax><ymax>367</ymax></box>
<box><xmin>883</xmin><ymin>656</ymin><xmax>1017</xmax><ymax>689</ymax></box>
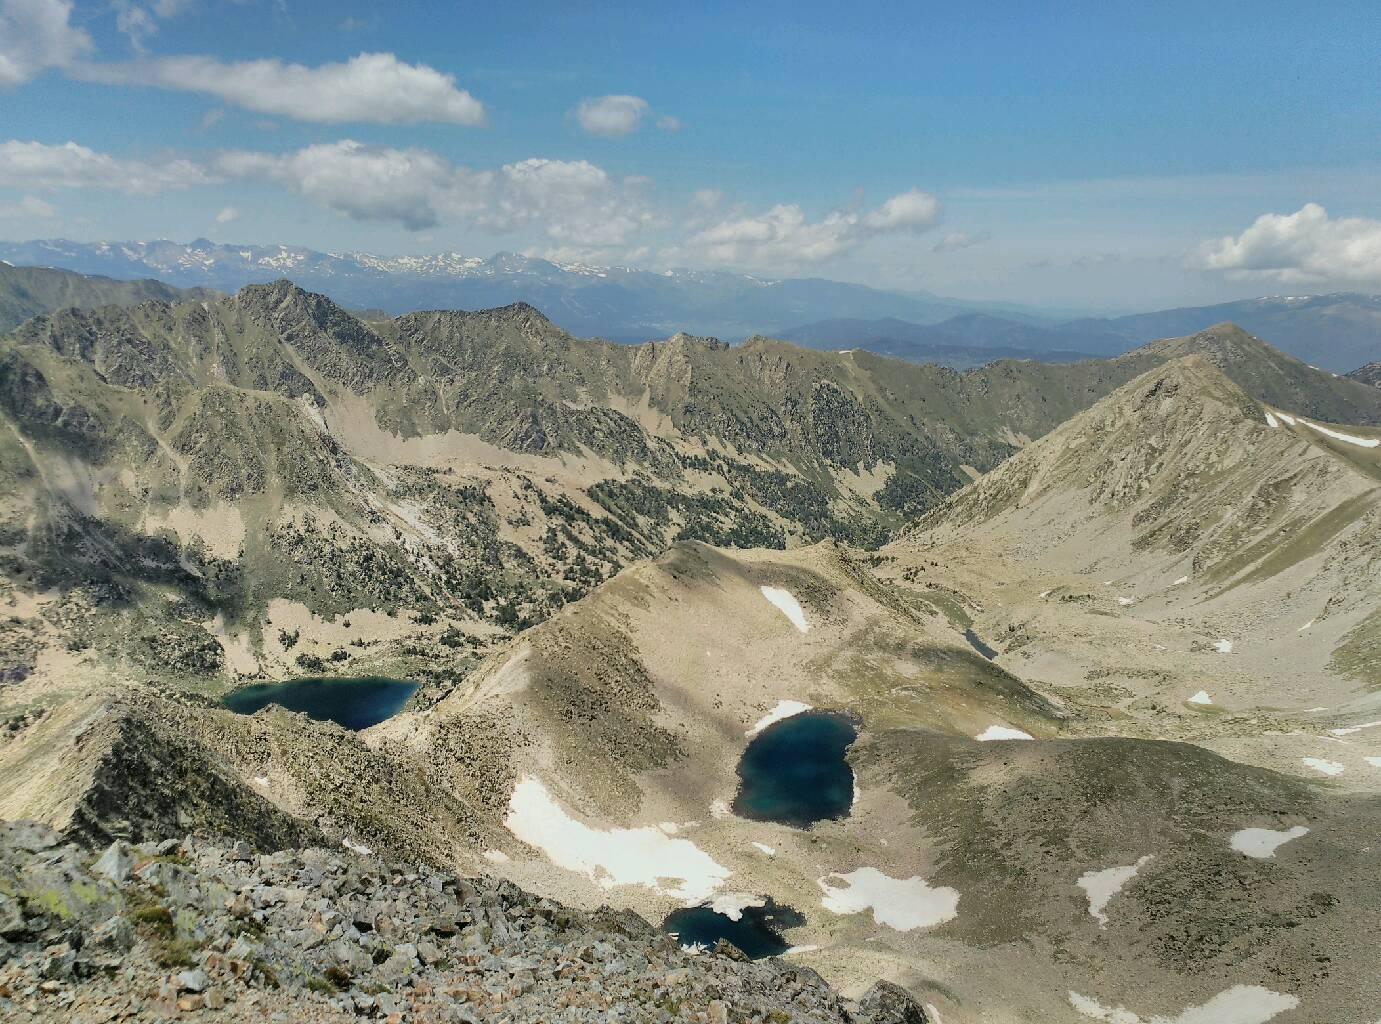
<box><xmin>1</xmin><ymin>0</ymin><xmax>1378</xmax><ymax>310</ymax></box>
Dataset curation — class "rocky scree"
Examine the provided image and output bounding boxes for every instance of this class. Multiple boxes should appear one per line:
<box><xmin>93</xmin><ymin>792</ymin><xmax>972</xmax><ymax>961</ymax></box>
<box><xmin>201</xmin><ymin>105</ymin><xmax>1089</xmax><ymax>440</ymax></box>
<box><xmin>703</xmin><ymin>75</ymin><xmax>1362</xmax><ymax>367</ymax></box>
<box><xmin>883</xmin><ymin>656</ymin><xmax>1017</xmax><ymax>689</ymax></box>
<box><xmin>0</xmin><ymin>821</ymin><xmax>929</xmax><ymax>1022</ymax></box>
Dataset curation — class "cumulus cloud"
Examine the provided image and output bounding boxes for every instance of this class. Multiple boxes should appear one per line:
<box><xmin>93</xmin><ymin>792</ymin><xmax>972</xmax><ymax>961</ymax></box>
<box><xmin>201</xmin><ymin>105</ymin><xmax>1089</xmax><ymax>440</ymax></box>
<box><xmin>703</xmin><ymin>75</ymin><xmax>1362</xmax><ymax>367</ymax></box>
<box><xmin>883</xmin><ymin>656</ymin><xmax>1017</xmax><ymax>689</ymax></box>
<box><xmin>0</xmin><ymin>0</ymin><xmax>92</xmax><ymax>88</ymax></box>
<box><xmin>216</xmin><ymin>140</ymin><xmax>478</xmax><ymax>230</ymax></box>
<box><xmin>862</xmin><ymin>189</ymin><xmax>941</xmax><ymax>231</ymax></box>
<box><xmin>574</xmin><ymin>94</ymin><xmax>679</xmax><ymax>138</ymax></box>
<box><xmin>214</xmin><ymin>205</ymin><xmax>239</xmax><ymax>223</ymax></box>
<box><xmin>932</xmin><ymin>230</ymin><xmax>990</xmax><ymax>253</ymax></box>
<box><xmin>0</xmin><ymin>136</ymin><xmax>650</xmax><ymax>249</ymax></box>
<box><xmin>1195</xmin><ymin>203</ymin><xmax>1381</xmax><ymax>285</ymax></box>
<box><xmin>80</xmin><ymin>52</ymin><xmax>486</xmax><ymax>125</ymax></box>
<box><xmin>485</xmin><ymin>158</ymin><xmax>652</xmax><ymax>246</ymax></box>
<box><xmin>0</xmin><ymin>194</ymin><xmax>57</xmax><ymax>218</ymax></box>
<box><xmin>0</xmin><ymin>139</ymin><xmax>212</xmax><ymax>193</ymax></box>
<box><xmin>215</xmin><ymin>141</ymin><xmax>651</xmax><ymax>247</ymax></box>
<box><xmin>575</xmin><ymin>95</ymin><xmax>649</xmax><ymax>137</ymax></box>
<box><xmin>693</xmin><ymin>188</ymin><xmax>941</xmax><ymax>267</ymax></box>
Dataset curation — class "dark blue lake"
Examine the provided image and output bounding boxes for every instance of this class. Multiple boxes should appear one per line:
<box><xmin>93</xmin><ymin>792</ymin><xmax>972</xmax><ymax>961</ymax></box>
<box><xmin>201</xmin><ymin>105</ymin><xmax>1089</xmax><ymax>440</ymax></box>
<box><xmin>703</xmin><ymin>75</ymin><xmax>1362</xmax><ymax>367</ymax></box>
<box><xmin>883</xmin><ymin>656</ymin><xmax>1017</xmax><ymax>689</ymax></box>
<box><xmin>663</xmin><ymin>900</ymin><xmax>805</xmax><ymax>959</ymax></box>
<box><xmin>965</xmin><ymin>629</ymin><xmax>998</xmax><ymax>660</ymax></box>
<box><xmin>732</xmin><ymin>711</ymin><xmax>857</xmax><ymax>828</ymax></box>
<box><xmin>222</xmin><ymin>677</ymin><xmax>419</xmax><ymax>731</ymax></box>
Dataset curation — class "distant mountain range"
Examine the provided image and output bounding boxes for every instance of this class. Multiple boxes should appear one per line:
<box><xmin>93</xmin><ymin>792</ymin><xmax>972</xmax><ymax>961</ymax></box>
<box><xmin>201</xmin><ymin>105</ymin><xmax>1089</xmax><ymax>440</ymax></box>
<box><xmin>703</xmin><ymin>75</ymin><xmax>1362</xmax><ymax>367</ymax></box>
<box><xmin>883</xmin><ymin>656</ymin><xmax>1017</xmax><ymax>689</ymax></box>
<box><xmin>784</xmin><ymin>293</ymin><xmax>1381</xmax><ymax>373</ymax></box>
<box><xmin>0</xmin><ymin>237</ymin><xmax>1045</xmax><ymax>342</ymax></box>
<box><xmin>3</xmin><ymin>238</ymin><xmax>1379</xmax><ymax>372</ymax></box>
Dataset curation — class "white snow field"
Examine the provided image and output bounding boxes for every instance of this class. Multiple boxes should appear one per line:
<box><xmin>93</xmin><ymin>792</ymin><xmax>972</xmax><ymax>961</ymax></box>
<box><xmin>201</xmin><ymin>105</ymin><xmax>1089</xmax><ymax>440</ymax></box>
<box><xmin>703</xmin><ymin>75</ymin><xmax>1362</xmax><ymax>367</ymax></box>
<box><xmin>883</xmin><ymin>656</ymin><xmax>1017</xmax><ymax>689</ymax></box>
<box><xmin>760</xmin><ymin>586</ymin><xmax>810</xmax><ymax>632</ymax></box>
<box><xmin>1301</xmin><ymin>757</ymin><xmax>1344</xmax><ymax>776</ymax></box>
<box><xmin>505</xmin><ymin>776</ymin><xmax>731</xmax><ymax>902</ymax></box>
<box><xmin>975</xmin><ymin>725</ymin><xmax>1034</xmax><ymax>741</ymax></box>
<box><xmin>1077</xmin><ymin>855</ymin><xmax>1153</xmax><ymax>927</ymax></box>
<box><xmin>746</xmin><ymin>700</ymin><xmax>813</xmax><ymax>736</ymax></box>
<box><xmin>1230</xmin><ymin>825</ymin><xmax>1309</xmax><ymax>859</ymax></box>
<box><xmin>817</xmin><ymin>867</ymin><xmax>960</xmax><ymax>930</ymax></box>
<box><xmin>1068</xmin><ymin>985</ymin><xmax>1298</xmax><ymax>1023</ymax></box>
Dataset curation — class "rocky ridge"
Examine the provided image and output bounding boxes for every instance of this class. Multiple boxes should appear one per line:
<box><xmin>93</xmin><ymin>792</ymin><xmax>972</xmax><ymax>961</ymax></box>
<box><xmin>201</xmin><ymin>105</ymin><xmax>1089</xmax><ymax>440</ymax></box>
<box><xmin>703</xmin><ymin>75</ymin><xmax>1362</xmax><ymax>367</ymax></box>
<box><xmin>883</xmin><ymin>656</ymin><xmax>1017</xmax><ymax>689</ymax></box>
<box><xmin>0</xmin><ymin>821</ymin><xmax>925</xmax><ymax>1023</ymax></box>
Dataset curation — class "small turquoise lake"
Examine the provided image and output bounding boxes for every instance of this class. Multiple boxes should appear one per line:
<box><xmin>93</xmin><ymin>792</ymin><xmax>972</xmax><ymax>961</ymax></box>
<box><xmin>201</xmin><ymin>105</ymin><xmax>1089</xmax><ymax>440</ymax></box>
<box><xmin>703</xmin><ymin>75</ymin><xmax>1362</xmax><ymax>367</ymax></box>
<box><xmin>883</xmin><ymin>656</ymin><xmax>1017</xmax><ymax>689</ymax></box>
<box><xmin>222</xmin><ymin>676</ymin><xmax>419</xmax><ymax>731</ymax></box>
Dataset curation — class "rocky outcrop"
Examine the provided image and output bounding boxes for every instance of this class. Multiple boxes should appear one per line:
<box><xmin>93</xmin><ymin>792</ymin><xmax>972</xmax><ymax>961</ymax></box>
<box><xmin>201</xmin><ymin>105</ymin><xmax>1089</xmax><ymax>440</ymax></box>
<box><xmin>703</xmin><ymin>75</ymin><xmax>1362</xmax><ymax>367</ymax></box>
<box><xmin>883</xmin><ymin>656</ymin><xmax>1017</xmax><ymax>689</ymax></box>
<box><xmin>0</xmin><ymin>821</ymin><xmax>925</xmax><ymax>1023</ymax></box>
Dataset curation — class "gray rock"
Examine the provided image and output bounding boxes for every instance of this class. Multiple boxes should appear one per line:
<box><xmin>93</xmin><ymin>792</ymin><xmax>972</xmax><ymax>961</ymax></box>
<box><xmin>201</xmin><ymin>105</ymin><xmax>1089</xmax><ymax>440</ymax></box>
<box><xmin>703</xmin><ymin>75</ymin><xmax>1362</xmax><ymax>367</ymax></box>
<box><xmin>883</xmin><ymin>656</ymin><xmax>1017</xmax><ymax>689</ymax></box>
<box><xmin>176</xmin><ymin>968</ymin><xmax>209</xmax><ymax>993</ymax></box>
<box><xmin>92</xmin><ymin>842</ymin><xmax>135</xmax><ymax>883</ymax></box>
<box><xmin>0</xmin><ymin>894</ymin><xmax>28</xmax><ymax>939</ymax></box>
<box><xmin>859</xmin><ymin>980</ymin><xmax>930</xmax><ymax>1024</ymax></box>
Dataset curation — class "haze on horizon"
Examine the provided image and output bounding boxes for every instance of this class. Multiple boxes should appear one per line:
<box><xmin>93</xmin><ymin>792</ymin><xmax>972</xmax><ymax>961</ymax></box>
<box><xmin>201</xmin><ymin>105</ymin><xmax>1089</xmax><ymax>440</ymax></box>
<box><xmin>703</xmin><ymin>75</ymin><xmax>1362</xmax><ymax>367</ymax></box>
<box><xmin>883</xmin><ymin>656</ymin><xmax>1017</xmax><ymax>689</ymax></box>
<box><xmin>0</xmin><ymin>0</ymin><xmax>1378</xmax><ymax>314</ymax></box>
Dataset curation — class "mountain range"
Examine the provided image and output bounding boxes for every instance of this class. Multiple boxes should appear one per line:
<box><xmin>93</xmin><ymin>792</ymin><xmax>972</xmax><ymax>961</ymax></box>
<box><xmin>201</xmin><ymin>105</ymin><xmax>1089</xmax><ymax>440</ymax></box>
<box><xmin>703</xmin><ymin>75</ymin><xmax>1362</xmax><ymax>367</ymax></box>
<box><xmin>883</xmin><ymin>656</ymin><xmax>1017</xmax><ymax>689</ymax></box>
<box><xmin>782</xmin><ymin>292</ymin><xmax>1381</xmax><ymax>373</ymax></box>
<box><xmin>5</xmin><ymin>238</ymin><xmax>1381</xmax><ymax>374</ymax></box>
<box><xmin>1</xmin><ymin>271</ymin><xmax>1379</xmax><ymax>1022</ymax></box>
<box><xmin>0</xmin><ymin>237</ymin><xmax>1035</xmax><ymax>341</ymax></box>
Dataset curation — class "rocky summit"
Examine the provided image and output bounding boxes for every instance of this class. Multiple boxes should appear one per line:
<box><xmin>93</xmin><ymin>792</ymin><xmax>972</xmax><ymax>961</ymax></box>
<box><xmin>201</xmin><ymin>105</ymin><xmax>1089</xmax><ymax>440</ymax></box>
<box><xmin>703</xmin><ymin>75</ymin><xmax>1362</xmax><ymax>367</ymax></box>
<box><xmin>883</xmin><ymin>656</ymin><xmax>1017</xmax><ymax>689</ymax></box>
<box><xmin>0</xmin><ymin>820</ymin><xmax>925</xmax><ymax>1024</ymax></box>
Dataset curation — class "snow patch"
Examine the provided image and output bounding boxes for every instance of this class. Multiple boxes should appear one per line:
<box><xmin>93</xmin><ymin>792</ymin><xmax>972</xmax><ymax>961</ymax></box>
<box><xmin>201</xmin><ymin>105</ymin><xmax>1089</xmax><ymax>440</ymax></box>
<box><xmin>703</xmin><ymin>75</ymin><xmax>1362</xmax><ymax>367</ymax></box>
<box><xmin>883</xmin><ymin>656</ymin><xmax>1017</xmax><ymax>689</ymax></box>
<box><xmin>976</xmin><ymin>725</ymin><xmax>1034</xmax><ymax>741</ymax></box>
<box><xmin>746</xmin><ymin>700</ymin><xmax>813</xmax><ymax>737</ymax></box>
<box><xmin>1301</xmin><ymin>757</ymin><xmax>1344</xmax><ymax>776</ymax></box>
<box><xmin>818</xmin><ymin>867</ymin><xmax>959</xmax><ymax>931</ymax></box>
<box><xmin>1365</xmin><ymin>756</ymin><xmax>1381</xmax><ymax>768</ymax></box>
<box><xmin>709</xmin><ymin>893</ymin><xmax>766</xmax><ymax>922</ymax></box>
<box><xmin>1077</xmin><ymin>855</ymin><xmax>1153</xmax><ymax>927</ymax></box>
<box><xmin>1264</xmin><ymin>411</ymin><xmax>1279</xmax><ymax>428</ymax></box>
<box><xmin>1214</xmin><ymin>638</ymin><xmax>1234</xmax><ymax>654</ymax></box>
<box><xmin>341</xmin><ymin>838</ymin><xmax>372</xmax><ymax>856</ymax></box>
<box><xmin>1186</xmin><ymin>691</ymin><xmax>1213</xmax><ymax>706</ymax></box>
<box><xmin>1276</xmin><ymin>412</ymin><xmax>1297</xmax><ymax>426</ymax></box>
<box><xmin>1330</xmin><ymin>720</ymin><xmax>1381</xmax><ymax>736</ymax></box>
<box><xmin>658</xmin><ymin>822</ymin><xmax>679</xmax><ymax>834</ymax></box>
<box><xmin>1068</xmin><ymin>986</ymin><xmax>1298</xmax><ymax>1024</ymax></box>
<box><xmin>1301</xmin><ymin>420</ymin><xmax>1379</xmax><ymax>448</ymax></box>
<box><xmin>251</xmin><ymin>775</ymin><xmax>270</xmax><ymax>787</ymax></box>
<box><xmin>760</xmin><ymin>586</ymin><xmax>810</xmax><ymax>633</ymax></box>
<box><xmin>751</xmin><ymin>842</ymin><xmax>777</xmax><ymax>857</ymax></box>
<box><xmin>1172</xmin><ymin>575</ymin><xmax>1190</xmax><ymax>586</ymax></box>
<box><xmin>482</xmin><ymin>849</ymin><xmax>510</xmax><ymax>864</ymax></box>
<box><xmin>710</xmin><ymin>799</ymin><xmax>732</xmax><ymax>820</ymax></box>
<box><xmin>1231</xmin><ymin>826</ymin><xmax>1309</xmax><ymax>859</ymax></box>
<box><xmin>505</xmin><ymin>776</ymin><xmax>731</xmax><ymax>902</ymax></box>
<box><xmin>1297</xmin><ymin>618</ymin><xmax>1315</xmax><ymax>632</ymax></box>
<box><xmin>1117</xmin><ymin>596</ymin><xmax>1135</xmax><ymax>607</ymax></box>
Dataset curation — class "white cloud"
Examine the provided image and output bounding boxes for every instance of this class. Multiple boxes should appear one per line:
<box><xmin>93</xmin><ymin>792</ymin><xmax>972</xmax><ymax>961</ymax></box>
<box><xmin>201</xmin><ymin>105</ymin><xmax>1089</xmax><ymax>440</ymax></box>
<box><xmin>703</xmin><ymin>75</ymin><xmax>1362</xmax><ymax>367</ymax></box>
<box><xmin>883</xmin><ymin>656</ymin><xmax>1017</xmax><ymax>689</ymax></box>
<box><xmin>216</xmin><ymin>140</ymin><xmax>478</xmax><ymax>231</ymax></box>
<box><xmin>933</xmin><ymin>230</ymin><xmax>991</xmax><ymax>253</ymax></box>
<box><xmin>575</xmin><ymin>95</ymin><xmax>649</xmax><ymax>137</ymax></box>
<box><xmin>0</xmin><ymin>136</ymin><xmax>650</xmax><ymax>248</ymax></box>
<box><xmin>485</xmin><ymin>158</ymin><xmax>653</xmax><ymax>247</ymax></box>
<box><xmin>0</xmin><ymin>194</ymin><xmax>56</xmax><ymax>218</ymax></box>
<box><xmin>1196</xmin><ymin>203</ymin><xmax>1381</xmax><ymax>285</ymax></box>
<box><xmin>655</xmin><ymin>114</ymin><xmax>682</xmax><ymax>133</ymax></box>
<box><xmin>113</xmin><ymin>1</ymin><xmax>158</xmax><ymax>52</ymax></box>
<box><xmin>693</xmin><ymin>188</ymin><xmax>941</xmax><ymax>267</ymax></box>
<box><xmin>214</xmin><ymin>205</ymin><xmax>239</xmax><ymax>223</ymax></box>
<box><xmin>0</xmin><ymin>0</ymin><xmax>92</xmax><ymax>88</ymax></box>
<box><xmin>81</xmin><ymin>52</ymin><xmax>486</xmax><ymax>125</ymax></box>
<box><xmin>863</xmin><ymin>188</ymin><xmax>941</xmax><ymax>231</ymax></box>
<box><xmin>0</xmin><ymin>139</ymin><xmax>212</xmax><ymax>193</ymax></box>
<box><xmin>215</xmin><ymin>142</ymin><xmax>650</xmax><ymax>247</ymax></box>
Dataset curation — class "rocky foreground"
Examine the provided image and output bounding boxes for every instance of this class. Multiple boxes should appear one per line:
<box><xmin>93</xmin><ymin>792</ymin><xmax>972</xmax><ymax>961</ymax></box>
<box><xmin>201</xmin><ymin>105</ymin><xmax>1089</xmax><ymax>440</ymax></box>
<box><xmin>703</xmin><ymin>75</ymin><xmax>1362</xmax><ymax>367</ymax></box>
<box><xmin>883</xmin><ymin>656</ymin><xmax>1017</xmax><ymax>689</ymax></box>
<box><xmin>0</xmin><ymin>822</ymin><xmax>925</xmax><ymax>1023</ymax></box>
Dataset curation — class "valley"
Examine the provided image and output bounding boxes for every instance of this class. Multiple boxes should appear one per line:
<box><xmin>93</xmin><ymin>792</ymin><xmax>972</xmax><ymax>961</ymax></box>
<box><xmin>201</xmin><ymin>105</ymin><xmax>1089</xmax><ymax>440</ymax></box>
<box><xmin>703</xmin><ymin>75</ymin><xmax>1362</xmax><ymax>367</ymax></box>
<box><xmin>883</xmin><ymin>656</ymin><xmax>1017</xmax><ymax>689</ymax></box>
<box><xmin>0</xmin><ymin>281</ymin><xmax>1378</xmax><ymax>1023</ymax></box>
